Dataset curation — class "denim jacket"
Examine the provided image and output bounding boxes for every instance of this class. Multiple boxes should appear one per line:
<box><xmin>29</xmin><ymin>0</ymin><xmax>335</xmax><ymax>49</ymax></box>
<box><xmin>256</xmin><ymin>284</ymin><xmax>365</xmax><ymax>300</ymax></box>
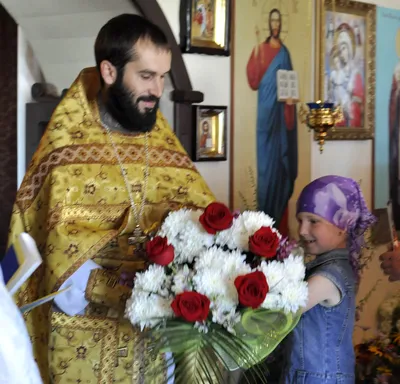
<box><xmin>281</xmin><ymin>249</ymin><xmax>356</xmax><ymax>383</ymax></box>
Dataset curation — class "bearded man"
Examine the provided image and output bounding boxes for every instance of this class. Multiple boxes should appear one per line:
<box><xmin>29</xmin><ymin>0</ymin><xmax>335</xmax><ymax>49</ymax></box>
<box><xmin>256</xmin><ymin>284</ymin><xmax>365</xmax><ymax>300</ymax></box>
<box><xmin>8</xmin><ymin>14</ymin><xmax>215</xmax><ymax>384</ymax></box>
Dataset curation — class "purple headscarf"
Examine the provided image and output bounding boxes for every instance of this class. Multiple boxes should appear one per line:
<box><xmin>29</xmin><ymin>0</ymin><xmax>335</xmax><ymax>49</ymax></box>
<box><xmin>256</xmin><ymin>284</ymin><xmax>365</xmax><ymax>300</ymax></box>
<box><xmin>296</xmin><ymin>175</ymin><xmax>376</xmax><ymax>281</ymax></box>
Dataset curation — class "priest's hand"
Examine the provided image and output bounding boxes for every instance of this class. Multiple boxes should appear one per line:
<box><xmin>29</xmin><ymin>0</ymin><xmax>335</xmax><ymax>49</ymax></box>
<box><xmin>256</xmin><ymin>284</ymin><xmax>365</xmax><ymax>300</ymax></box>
<box><xmin>85</xmin><ymin>269</ymin><xmax>133</xmax><ymax>311</ymax></box>
<box><xmin>380</xmin><ymin>250</ymin><xmax>400</xmax><ymax>282</ymax></box>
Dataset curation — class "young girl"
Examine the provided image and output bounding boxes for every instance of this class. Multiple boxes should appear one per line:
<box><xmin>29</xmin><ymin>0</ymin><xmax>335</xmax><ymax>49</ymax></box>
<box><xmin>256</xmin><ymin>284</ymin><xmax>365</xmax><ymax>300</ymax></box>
<box><xmin>281</xmin><ymin>175</ymin><xmax>375</xmax><ymax>383</ymax></box>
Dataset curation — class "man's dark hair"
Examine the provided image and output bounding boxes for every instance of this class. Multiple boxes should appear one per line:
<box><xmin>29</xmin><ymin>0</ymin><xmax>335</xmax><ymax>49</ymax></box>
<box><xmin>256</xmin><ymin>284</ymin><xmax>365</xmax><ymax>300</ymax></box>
<box><xmin>95</xmin><ymin>14</ymin><xmax>170</xmax><ymax>77</ymax></box>
<box><xmin>266</xmin><ymin>8</ymin><xmax>281</xmax><ymax>43</ymax></box>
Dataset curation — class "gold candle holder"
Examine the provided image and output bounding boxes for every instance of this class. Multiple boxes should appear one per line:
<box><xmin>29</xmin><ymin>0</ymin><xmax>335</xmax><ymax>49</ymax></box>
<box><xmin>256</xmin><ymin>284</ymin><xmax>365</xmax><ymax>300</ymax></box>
<box><xmin>299</xmin><ymin>100</ymin><xmax>343</xmax><ymax>153</ymax></box>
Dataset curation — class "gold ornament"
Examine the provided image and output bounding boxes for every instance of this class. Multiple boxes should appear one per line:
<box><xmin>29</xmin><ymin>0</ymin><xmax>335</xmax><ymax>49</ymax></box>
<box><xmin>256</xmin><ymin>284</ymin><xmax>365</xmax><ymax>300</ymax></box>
<box><xmin>299</xmin><ymin>100</ymin><xmax>343</xmax><ymax>153</ymax></box>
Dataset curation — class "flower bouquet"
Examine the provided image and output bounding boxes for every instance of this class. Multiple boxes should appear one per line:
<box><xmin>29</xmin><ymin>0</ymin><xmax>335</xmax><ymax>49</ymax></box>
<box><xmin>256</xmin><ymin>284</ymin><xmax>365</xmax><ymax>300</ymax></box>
<box><xmin>125</xmin><ymin>202</ymin><xmax>308</xmax><ymax>383</ymax></box>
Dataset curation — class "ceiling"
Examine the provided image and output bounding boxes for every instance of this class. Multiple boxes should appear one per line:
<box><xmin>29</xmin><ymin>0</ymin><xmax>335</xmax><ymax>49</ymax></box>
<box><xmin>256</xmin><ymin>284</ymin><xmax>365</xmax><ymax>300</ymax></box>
<box><xmin>0</xmin><ymin>0</ymin><xmax>138</xmax><ymax>89</ymax></box>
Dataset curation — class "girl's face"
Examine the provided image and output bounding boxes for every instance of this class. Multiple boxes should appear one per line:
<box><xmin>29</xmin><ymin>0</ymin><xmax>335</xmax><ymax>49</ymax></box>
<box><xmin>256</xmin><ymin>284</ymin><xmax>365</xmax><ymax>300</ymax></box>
<box><xmin>297</xmin><ymin>212</ymin><xmax>347</xmax><ymax>256</ymax></box>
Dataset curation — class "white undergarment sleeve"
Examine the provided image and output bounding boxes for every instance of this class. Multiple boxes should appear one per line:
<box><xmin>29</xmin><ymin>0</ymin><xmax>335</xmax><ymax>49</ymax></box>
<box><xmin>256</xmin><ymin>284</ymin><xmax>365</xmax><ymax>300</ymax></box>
<box><xmin>54</xmin><ymin>260</ymin><xmax>102</xmax><ymax>316</ymax></box>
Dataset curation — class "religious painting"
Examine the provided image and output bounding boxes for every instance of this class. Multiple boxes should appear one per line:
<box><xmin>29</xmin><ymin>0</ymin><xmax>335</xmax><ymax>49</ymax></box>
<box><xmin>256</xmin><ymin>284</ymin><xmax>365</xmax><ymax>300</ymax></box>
<box><xmin>315</xmin><ymin>0</ymin><xmax>376</xmax><ymax>140</ymax></box>
<box><xmin>180</xmin><ymin>0</ymin><xmax>231</xmax><ymax>56</ymax></box>
<box><xmin>193</xmin><ymin>105</ymin><xmax>227</xmax><ymax>161</ymax></box>
<box><xmin>374</xmin><ymin>6</ymin><xmax>400</xmax><ymax>231</ymax></box>
<box><xmin>231</xmin><ymin>0</ymin><xmax>312</xmax><ymax>238</ymax></box>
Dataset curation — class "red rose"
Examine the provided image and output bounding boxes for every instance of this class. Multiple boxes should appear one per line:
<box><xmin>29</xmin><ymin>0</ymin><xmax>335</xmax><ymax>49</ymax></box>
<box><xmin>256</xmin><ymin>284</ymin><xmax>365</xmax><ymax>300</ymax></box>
<box><xmin>199</xmin><ymin>202</ymin><xmax>233</xmax><ymax>234</ymax></box>
<box><xmin>234</xmin><ymin>271</ymin><xmax>269</xmax><ymax>309</ymax></box>
<box><xmin>249</xmin><ymin>226</ymin><xmax>280</xmax><ymax>258</ymax></box>
<box><xmin>171</xmin><ymin>291</ymin><xmax>210</xmax><ymax>322</ymax></box>
<box><xmin>146</xmin><ymin>236</ymin><xmax>174</xmax><ymax>266</ymax></box>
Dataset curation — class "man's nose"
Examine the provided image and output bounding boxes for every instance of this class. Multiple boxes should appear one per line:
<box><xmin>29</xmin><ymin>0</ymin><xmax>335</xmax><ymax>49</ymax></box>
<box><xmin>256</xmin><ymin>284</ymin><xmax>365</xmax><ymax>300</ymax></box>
<box><xmin>149</xmin><ymin>78</ymin><xmax>163</xmax><ymax>98</ymax></box>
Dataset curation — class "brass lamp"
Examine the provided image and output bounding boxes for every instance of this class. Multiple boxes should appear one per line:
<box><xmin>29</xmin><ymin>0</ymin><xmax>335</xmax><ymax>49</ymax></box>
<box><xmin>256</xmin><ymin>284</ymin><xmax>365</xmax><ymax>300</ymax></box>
<box><xmin>299</xmin><ymin>100</ymin><xmax>343</xmax><ymax>153</ymax></box>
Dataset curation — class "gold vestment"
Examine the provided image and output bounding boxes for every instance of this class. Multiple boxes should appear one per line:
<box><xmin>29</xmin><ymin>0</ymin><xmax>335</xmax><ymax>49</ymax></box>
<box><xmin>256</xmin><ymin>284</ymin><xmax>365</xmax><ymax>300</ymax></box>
<box><xmin>8</xmin><ymin>67</ymin><xmax>215</xmax><ymax>384</ymax></box>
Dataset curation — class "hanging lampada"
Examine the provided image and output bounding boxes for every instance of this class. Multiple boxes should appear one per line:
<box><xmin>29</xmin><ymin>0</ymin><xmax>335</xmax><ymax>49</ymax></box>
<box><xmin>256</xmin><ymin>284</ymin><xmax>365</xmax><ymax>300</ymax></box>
<box><xmin>299</xmin><ymin>101</ymin><xmax>343</xmax><ymax>153</ymax></box>
<box><xmin>299</xmin><ymin>0</ymin><xmax>344</xmax><ymax>153</ymax></box>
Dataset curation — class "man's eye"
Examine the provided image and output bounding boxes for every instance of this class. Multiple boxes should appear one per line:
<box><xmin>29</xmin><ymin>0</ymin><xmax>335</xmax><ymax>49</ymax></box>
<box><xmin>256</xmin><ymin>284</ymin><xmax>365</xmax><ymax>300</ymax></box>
<box><xmin>141</xmin><ymin>74</ymin><xmax>151</xmax><ymax>80</ymax></box>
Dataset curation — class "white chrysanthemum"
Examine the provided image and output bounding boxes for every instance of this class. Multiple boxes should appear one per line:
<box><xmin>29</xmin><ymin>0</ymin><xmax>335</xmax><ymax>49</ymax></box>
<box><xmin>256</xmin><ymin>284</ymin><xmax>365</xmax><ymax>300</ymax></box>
<box><xmin>258</xmin><ymin>260</ymin><xmax>285</xmax><ymax>291</ymax></box>
<box><xmin>194</xmin><ymin>246</ymin><xmax>227</xmax><ymax>271</ymax></box>
<box><xmin>195</xmin><ymin>247</ymin><xmax>250</xmax><ymax>275</ymax></box>
<box><xmin>282</xmin><ymin>255</ymin><xmax>306</xmax><ymax>282</ymax></box>
<box><xmin>241</xmin><ymin>211</ymin><xmax>277</xmax><ymax>234</ymax></box>
<box><xmin>194</xmin><ymin>321</ymin><xmax>209</xmax><ymax>333</ymax></box>
<box><xmin>125</xmin><ymin>292</ymin><xmax>174</xmax><ymax>330</ymax></box>
<box><xmin>171</xmin><ymin>264</ymin><xmax>193</xmax><ymax>294</ymax></box>
<box><xmin>261</xmin><ymin>292</ymin><xmax>283</xmax><ymax>310</ymax></box>
<box><xmin>158</xmin><ymin>209</ymin><xmax>214</xmax><ymax>264</ymax></box>
<box><xmin>159</xmin><ymin>209</ymin><xmax>201</xmax><ymax>239</ymax></box>
<box><xmin>222</xmin><ymin>248</ymin><xmax>252</xmax><ymax>277</ymax></box>
<box><xmin>258</xmin><ymin>257</ymin><xmax>308</xmax><ymax>312</ymax></box>
<box><xmin>279</xmin><ymin>281</ymin><xmax>308</xmax><ymax>313</ymax></box>
<box><xmin>193</xmin><ymin>267</ymin><xmax>227</xmax><ymax>298</ymax></box>
<box><xmin>215</xmin><ymin>216</ymin><xmax>249</xmax><ymax>251</ymax></box>
<box><xmin>193</xmin><ymin>247</ymin><xmax>251</xmax><ymax>304</ymax></box>
<box><xmin>134</xmin><ymin>264</ymin><xmax>170</xmax><ymax>295</ymax></box>
<box><xmin>215</xmin><ymin>211</ymin><xmax>280</xmax><ymax>251</ymax></box>
<box><xmin>211</xmin><ymin>296</ymin><xmax>237</xmax><ymax>313</ymax></box>
<box><xmin>211</xmin><ymin>299</ymin><xmax>241</xmax><ymax>334</ymax></box>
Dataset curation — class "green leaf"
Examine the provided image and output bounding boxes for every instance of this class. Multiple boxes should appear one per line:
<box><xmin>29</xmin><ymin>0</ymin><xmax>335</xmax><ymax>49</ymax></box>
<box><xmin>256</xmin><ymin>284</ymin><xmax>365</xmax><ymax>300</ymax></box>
<box><xmin>144</xmin><ymin>320</ymin><xmax>270</xmax><ymax>383</ymax></box>
<box><xmin>142</xmin><ymin>310</ymin><xmax>300</xmax><ymax>383</ymax></box>
<box><xmin>232</xmin><ymin>308</ymin><xmax>301</xmax><ymax>365</ymax></box>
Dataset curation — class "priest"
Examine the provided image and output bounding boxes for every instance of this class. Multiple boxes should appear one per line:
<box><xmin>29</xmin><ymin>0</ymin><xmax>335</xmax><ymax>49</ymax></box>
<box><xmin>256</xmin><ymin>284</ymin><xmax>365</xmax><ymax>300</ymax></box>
<box><xmin>8</xmin><ymin>14</ymin><xmax>215</xmax><ymax>384</ymax></box>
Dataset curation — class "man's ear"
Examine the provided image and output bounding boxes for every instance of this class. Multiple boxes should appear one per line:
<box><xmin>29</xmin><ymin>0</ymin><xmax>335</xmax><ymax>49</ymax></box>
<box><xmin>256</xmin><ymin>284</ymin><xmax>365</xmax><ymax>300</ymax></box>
<box><xmin>99</xmin><ymin>60</ymin><xmax>117</xmax><ymax>86</ymax></box>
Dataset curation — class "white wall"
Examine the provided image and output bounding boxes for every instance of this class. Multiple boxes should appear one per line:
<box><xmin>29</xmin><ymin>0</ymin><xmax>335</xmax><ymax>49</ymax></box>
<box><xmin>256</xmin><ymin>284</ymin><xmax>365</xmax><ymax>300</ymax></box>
<box><xmin>4</xmin><ymin>0</ymin><xmax>137</xmax><ymax>90</ymax></box>
<box><xmin>17</xmin><ymin>26</ymin><xmax>44</xmax><ymax>186</ymax></box>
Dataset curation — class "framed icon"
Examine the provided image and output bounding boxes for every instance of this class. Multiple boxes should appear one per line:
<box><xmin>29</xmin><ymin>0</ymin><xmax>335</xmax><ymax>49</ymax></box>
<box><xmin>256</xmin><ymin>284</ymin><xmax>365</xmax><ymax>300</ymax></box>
<box><xmin>193</xmin><ymin>105</ymin><xmax>227</xmax><ymax>161</ymax></box>
<box><xmin>315</xmin><ymin>0</ymin><xmax>375</xmax><ymax>140</ymax></box>
<box><xmin>180</xmin><ymin>0</ymin><xmax>231</xmax><ymax>56</ymax></box>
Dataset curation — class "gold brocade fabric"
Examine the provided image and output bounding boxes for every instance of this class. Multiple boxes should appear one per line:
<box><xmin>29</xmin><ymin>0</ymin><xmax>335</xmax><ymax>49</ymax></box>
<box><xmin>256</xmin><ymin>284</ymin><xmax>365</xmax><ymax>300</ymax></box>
<box><xmin>8</xmin><ymin>67</ymin><xmax>215</xmax><ymax>383</ymax></box>
<box><xmin>85</xmin><ymin>269</ymin><xmax>133</xmax><ymax>312</ymax></box>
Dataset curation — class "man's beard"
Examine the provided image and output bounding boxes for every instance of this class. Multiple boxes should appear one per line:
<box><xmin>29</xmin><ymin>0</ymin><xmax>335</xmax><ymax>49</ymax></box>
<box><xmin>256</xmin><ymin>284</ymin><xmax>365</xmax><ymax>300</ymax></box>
<box><xmin>105</xmin><ymin>75</ymin><xmax>160</xmax><ymax>133</ymax></box>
